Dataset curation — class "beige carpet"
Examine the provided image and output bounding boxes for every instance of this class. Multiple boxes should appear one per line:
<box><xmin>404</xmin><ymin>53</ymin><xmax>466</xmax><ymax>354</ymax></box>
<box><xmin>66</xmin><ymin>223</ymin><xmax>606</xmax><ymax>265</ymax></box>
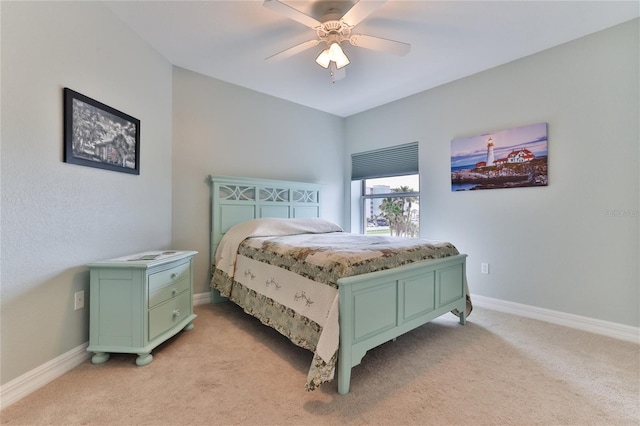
<box><xmin>1</xmin><ymin>303</ymin><xmax>638</xmax><ymax>425</ymax></box>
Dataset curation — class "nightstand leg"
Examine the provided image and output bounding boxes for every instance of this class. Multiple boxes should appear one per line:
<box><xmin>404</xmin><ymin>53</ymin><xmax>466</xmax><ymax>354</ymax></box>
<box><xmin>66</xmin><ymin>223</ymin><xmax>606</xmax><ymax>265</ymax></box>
<box><xmin>183</xmin><ymin>321</ymin><xmax>194</xmax><ymax>331</ymax></box>
<box><xmin>91</xmin><ymin>352</ymin><xmax>110</xmax><ymax>364</ymax></box>
<box><xmin>459</xmin><ymin>309</ymin><xmax>467</xmax><ymax>325</ymax></box>
<box><xmin>136</xmin><ymin>353</ymin><xmax>153</xmax><ymax>366</ymax></box>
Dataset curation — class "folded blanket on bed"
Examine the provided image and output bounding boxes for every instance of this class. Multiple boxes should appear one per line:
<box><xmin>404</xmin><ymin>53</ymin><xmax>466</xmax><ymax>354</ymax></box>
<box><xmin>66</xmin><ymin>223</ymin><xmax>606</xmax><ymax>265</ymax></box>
<box><xmin>215</xmin><ymin>217</ymin><xmax>343</xmax><ymax>277</ymax></box>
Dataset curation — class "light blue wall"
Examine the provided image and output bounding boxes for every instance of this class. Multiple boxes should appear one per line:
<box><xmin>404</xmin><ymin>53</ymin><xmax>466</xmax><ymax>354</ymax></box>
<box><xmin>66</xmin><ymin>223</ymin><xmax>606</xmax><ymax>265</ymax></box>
<box><xmin>171</xmin><ymin>67</ymin><xmax>345</xmax><ymax>294</ymax></box>
<box><xmin>1</xmin><ymin>1</ymin><xmax>174</xmax><ymax>385</ymax></box>
<box><xmin>344</xmin><ymin>19</ymin><xmax>640</xmax><ymax>327</ymax></box>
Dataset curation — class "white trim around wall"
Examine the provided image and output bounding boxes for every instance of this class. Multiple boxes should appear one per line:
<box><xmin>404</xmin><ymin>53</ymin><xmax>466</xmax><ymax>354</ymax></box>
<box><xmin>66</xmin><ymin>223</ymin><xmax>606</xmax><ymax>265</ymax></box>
<box><xmin>472</xmin><ymin>295</ymin><xmax>640</xmax><ymax>344</ymax></box>
<box><xmin>2</xmin><ymin>293</ymin><xmax>636</xmax><ymax>410</ymax></box>
<box><xmin>193</xmin><ymin>291</ymin><xmax>212</xmax><ymax>306</ymax></box>
<box><xmin>0</xmin><ymin>293</ymin><xmax>212</xmax><ymax>410</ymax></box>
<box><xmin>0</xmin><ymin>343</ymin><xmax>91</xmax><ymax>410</ymax></box>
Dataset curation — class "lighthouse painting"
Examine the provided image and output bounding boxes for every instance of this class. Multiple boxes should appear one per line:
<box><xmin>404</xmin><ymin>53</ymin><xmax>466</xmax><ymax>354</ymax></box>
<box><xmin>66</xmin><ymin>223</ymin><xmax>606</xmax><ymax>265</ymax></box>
<box><xmin>451</xmin><ymin>122</ymin><xmax>548</xmax><ymax>191</ymax></box>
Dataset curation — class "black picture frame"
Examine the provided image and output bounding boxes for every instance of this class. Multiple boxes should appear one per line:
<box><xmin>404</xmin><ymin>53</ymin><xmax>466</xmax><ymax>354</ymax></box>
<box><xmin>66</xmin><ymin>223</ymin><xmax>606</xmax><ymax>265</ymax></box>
<box><xmin>63</xmin><ymin>88</ymin><xmax>140</xmax><ymax>175</ymax></box>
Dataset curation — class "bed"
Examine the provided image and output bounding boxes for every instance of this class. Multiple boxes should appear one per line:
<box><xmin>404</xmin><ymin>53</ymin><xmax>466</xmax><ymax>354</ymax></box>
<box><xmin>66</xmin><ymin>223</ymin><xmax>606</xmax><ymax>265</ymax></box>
<box><xmin>209</xmin><ymin>175</ymin><xmax>471</xmax><ymax>394</ymax></box>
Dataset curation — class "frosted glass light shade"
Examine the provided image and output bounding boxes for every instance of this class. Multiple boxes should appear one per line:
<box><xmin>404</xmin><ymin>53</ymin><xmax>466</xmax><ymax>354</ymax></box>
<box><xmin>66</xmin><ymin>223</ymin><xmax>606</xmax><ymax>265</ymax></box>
<box><xmin>329</xmin><ymin>42</ymin><xmax>350</xmax><ymax>69</ymax></box>
<box><xmin>315</xmin><ymin>42</ymin><xmax>349</xmax><ymax>69</ymax></box>
<box><xmin>315</xmin><ymin>49</ymin><xmax>331</xmax><ymax>68</ymax></box>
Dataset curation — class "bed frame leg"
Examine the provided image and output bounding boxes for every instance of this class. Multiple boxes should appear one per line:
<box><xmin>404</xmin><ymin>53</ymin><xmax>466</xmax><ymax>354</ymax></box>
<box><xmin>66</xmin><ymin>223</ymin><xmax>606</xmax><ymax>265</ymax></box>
<box><xmin>338</xmin><ymin>368</ymin><xmax>351</xmax><ymax>395</ymax></box>
<box><xmin>211</xmin><ymin>289</ymin><xmax>228</xmax><ymax>304</ymax></box>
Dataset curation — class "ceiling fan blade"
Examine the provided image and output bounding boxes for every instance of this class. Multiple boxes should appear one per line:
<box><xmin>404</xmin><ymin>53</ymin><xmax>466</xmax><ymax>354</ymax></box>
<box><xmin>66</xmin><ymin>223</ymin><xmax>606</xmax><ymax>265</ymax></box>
<box><xmin>263</xmin><ymin>0</ymin><xmax>322</xmax><ymax>29</ymax></box>
<box><xmin>266</xmin><ymin>39</ymin><xmax>320</xmax><ymax>61</ymax></box>
<box><xmin>341</xmin><ymin>0</ymin><xmax>387</xmax><ymax>28</ymax></box>
<box><xmin>349</xmin><ymin>34</ymin><xmax>410</xmax><ymax>56</ymax></box>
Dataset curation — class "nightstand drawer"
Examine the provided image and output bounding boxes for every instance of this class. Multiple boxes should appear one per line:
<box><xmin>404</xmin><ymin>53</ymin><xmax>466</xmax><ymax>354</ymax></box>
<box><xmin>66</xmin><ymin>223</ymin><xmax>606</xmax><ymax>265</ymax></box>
<box><xmin>148</xmin><ymin>291</ymin><xmax>191</xmax><ymax>340</ymax></box>
<box><xmin>148</xmin><ymin>262</ymin><xmax>190</xmax><ymax>308</ymax></box>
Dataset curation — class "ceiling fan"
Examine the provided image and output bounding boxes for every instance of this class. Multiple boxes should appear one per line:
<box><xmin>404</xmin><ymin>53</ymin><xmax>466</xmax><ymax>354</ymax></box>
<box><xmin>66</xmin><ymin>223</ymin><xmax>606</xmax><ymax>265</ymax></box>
<box><xmin>263</xmin><ymin>0</ymin><xmax>410</xmax><ymax>82</ymax></box>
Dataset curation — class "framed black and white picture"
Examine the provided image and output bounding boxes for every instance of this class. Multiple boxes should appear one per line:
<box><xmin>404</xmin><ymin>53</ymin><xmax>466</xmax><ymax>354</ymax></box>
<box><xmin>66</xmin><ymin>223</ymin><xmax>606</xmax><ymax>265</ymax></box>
<box><xmin>63</xmin><ymin>88</ymin><xmax>140</xmax><ymax>174</ymax></box>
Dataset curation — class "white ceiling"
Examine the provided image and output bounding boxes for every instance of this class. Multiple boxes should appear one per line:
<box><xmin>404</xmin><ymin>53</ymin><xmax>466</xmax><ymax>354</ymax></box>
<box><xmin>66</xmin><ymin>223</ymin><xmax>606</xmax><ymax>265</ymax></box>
<box><xmin>104</xmin><ymin>0</ymin><xmax>639</xmax><ymax>117</ymax></box>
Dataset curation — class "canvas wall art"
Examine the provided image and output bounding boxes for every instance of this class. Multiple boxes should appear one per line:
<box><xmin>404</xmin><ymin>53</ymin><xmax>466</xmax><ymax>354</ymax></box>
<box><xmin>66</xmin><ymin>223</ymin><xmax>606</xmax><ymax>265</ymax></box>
<box><xmin>451</xmin><ymin>122</ymin><xmax>548</xmax><ymax>191</ymax></box>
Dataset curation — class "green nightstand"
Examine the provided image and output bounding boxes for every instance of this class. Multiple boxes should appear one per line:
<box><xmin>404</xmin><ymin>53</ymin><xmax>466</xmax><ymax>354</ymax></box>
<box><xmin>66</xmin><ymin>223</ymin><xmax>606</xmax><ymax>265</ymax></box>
<box><xmin>87</xmin><ymin>250</ymin><xmax>198</xmax><ymax>366</ymax></box>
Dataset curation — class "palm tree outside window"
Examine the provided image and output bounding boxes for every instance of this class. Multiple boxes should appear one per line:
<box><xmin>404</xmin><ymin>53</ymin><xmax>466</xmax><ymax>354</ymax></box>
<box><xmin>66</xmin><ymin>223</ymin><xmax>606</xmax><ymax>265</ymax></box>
<box><xmin>361</xmin><ymin>175</ymin><xmax>419</xmax><ymax>237</ymax></box>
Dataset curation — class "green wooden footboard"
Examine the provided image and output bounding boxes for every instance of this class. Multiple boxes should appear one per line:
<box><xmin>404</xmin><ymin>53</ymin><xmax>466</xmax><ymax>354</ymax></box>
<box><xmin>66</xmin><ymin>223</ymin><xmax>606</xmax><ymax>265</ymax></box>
<box><xmin>337</xmin><ymin>254</ymin><xmax>467</xmax><ymax>394</ymax></box>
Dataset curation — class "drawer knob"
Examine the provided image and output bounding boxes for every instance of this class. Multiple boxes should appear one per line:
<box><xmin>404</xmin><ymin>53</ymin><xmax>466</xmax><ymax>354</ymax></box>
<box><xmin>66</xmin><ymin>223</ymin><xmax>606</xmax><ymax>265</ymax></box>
<box><xmin>172</xmin><ymin>288</ymin><xmax>178</xmax><ymax>296</ymax></box>
<box><xmin>173</xmin><ymin>309</ymin><xmax>181</xmax><ymax>318</ymax></box>
<box><xmin>170</xmin><ymin>273</ymin><xmax>178</xmax><ymax>279</ymax></box>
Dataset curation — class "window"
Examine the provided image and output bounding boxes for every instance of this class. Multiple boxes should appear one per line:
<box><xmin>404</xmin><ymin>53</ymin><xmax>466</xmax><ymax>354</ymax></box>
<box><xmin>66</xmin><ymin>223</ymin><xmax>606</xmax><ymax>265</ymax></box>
<box><xmin>362</xmin><ymin>175</ymin><xmax>419</xmax><ymax>237</ymax></box>
<box><xmin>351</xmin><ymin>142</ymin><xmax>419</xmax><ymax>237</ymax></box>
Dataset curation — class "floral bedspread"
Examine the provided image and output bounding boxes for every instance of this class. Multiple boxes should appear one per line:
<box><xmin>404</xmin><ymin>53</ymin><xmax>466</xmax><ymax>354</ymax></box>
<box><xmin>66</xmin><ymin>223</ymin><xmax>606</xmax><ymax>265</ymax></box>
<box><xmin>211</xmin><ymin>218</ymin><xmax>465</xmax><ymax>391</ymax></box>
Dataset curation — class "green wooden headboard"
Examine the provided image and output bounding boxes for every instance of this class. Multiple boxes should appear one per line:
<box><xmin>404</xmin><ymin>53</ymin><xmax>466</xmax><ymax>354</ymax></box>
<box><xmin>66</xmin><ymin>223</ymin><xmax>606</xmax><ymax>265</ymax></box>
<box><xmin>208</xmin><ymin>175</ymin><xmax>322</xmax><ymax>269</ymax></box>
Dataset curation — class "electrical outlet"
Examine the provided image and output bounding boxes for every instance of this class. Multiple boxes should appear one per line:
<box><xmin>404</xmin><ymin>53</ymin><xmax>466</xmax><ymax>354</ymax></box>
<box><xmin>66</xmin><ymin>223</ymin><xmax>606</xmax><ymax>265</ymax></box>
<box><xmin>481</xmin><ymin>263</ymin><xmax>490</xmax><ymax>274</ymax></box>
<box><xmin>74</xmin><ymin>291</ymin><xmax>85</xmax><ymax>310</ymax></box>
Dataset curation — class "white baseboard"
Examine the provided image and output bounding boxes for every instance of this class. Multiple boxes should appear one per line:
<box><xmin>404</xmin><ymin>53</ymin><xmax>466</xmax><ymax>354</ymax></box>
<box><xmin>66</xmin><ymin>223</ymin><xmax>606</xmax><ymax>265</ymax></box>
<box><xmin>193</xmin><ymin>291</ymin><xmax>211</xmax><ymax>306</ymax></box>
<box><xmin>0</xmin><ymin>343</ymin><xmax>91</xmax><ymax>411</ymax></box>
<box><xmin>472</xmin><ymin>295</ymin><xmax>640</xmax><ymax>344</ymax></box>
<box><xmin>1</xmin><ymin>293</ymin><xmax>212</xmax><ymax>411</ymax></box>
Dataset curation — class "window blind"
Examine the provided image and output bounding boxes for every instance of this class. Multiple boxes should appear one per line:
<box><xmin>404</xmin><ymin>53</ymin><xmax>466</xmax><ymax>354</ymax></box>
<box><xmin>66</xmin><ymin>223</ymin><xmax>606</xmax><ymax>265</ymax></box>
<box><xmin>351</xmin><ymin>142</ymin><xmax>419</xmax><ymax>181</ymax></box>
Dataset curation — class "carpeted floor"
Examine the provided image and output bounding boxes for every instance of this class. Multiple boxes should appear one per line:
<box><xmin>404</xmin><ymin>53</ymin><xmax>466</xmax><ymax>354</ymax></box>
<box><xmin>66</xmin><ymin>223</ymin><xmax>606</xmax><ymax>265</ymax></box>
<box><xmin>1</xmin><ymin>303</ymin><xmax>638</xmax><ymax>425</ymax></box>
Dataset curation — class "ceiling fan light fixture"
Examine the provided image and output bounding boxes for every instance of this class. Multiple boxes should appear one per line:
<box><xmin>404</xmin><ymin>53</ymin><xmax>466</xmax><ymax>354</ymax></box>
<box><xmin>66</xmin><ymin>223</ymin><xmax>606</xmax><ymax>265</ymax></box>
<box><xmin>329</xmin><ymin>41</ymin><xmax>350</xmax><ymax>69</ymax></box>
<box><xmin>315</xmin><ymin>49</ymin><xmax>331</xmax><ymax>68</ymax></box>
<box><xmin>316</xmin><ymin>41</ymin><xmax>350</xmax><ymax>70</ymax></box>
